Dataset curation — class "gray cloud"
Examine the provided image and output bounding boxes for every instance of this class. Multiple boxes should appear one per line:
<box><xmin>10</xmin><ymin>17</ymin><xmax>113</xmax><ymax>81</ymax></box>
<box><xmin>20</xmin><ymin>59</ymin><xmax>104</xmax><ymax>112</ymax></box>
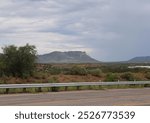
<box><xmin>0</xmin><ymin>0</ymin><xmax>150</xmax><ymax>61</ymax></box>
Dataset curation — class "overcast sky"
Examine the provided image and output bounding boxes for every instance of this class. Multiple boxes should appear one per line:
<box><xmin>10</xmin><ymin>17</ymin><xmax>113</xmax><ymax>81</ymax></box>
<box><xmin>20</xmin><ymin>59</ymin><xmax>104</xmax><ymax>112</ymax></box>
<box><xmin>0</xmin><ymin>0</ymin><xmax>150</xmax><ymax>61</ymax></box>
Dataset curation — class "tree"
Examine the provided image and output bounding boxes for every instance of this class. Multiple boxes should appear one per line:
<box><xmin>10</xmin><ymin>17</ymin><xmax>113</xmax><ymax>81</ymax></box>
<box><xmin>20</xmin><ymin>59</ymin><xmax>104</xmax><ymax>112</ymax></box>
<box><xmin>2</xmin><ymin>44</ymin><xmax>37</xmax><ymax>78</ymax></box>
<box><xmin>0</xmin><ymin>54</ymin><xmax>5</xmax><ymax>76</ymax></box>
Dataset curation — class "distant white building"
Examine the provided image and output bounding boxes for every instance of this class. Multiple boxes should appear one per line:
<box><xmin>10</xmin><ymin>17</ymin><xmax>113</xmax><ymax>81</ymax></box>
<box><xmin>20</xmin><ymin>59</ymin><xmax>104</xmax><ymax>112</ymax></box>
<box><xmin>128</xmin><ymin>66</ymin><xmax>150</xmax><ymax>69</ymax></box>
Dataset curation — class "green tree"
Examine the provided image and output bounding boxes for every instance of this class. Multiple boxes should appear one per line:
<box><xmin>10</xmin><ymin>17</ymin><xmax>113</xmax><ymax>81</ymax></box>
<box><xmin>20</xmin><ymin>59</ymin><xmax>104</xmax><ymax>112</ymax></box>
<box><xmin>2</xmin><ymin>44</ymin><xmax>37</xmax><ymax>78</ymax></box>
<box><xmin>0</xmin><ymin>54</ymin><xmax>5</xmax><ymax>76</ymax></box>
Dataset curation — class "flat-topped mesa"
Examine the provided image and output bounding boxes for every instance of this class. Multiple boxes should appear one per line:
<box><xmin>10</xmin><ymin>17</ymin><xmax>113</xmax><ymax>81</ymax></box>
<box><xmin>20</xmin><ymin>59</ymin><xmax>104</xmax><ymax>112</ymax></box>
<box><xmin>37</xmin><ymin>51</ymin><xmax>99</xmax><ymax>63</ymax></box>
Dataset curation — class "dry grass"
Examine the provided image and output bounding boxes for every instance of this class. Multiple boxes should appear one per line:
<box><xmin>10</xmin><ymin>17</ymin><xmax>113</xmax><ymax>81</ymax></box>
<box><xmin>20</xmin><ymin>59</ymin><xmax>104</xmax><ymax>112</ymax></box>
<box><xmin>0</xmin><ymin>73</ymin><xmax>149</xmax><ymax>84</ymax></box>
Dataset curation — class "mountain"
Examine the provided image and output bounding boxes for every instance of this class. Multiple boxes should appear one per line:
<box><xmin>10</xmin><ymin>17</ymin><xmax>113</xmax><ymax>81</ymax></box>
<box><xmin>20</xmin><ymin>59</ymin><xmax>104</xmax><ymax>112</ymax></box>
<box><xmin>37</xmin><ymin>51</ymin><xmax>99</xmax><ymax>63</ymax></box>
<box><xmin>128</xmin><ymin>56</ymin><xmax>150</xmax><ymax>63</ymax></box>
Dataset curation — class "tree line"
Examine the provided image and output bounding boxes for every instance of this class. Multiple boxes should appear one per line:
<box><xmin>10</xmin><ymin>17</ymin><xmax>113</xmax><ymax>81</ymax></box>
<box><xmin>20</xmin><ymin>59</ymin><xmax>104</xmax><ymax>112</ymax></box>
<box><xmin>0</xmin><ymin>44</ymin><xmax>37</xmax><ymax>78</ymax></box>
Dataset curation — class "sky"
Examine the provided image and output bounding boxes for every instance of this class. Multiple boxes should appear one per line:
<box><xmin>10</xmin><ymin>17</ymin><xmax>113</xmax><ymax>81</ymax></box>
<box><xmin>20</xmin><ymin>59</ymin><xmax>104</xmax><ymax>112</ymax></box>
<box><xmin>0</xmin><ymin>0</ymin><xmax>150</xmax><ymax>61</ymax></box>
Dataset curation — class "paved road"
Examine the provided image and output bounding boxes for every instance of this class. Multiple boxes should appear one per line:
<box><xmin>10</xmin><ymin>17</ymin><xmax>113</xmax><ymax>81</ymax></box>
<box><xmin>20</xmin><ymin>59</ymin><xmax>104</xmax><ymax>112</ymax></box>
<box><xmin>0</xmin><ymin>88</ymin><xmax>150</xmax><ymax>106</ymax></box>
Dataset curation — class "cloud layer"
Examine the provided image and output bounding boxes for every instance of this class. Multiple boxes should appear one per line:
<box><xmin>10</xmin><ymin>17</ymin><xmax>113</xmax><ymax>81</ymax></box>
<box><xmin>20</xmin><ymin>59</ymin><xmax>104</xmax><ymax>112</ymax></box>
<box><xmin>0</xmin><ymin>0</ymin><xmax>150</xmax><ymax>61</ymax></box>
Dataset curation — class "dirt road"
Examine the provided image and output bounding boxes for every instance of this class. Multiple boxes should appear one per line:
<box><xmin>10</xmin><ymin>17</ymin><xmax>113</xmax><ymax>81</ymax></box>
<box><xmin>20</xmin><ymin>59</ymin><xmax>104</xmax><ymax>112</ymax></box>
<box><xmin>0</xmin><ymin>88</ymin><xmax>150</xmax><ymax>106</ymax></box>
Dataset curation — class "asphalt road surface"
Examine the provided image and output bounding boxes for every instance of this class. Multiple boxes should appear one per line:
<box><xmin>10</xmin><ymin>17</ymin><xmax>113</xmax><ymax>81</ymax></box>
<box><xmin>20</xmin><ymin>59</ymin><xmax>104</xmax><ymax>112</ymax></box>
<box><xmin>0</xmin><ymin>88</ymin><xmax>150</xmax><ymax>106</ymax></box>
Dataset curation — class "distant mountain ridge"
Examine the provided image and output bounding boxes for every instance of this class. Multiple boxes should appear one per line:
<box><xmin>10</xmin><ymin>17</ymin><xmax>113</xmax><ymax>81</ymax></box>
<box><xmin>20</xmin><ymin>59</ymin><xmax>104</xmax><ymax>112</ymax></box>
<box><xmin>1</xmin><ymin>51</ymin><xmax>150</xmax><ymax>63</ymax></box>
<box><xmin>128</xmin><ymin>56</ymin><xmax>150</xmax><ymax>63</ymax></box>
<box><xmin>37</xmin><ymin>51</ymin><xmax>99</xmax><ymax>63</ymax></box>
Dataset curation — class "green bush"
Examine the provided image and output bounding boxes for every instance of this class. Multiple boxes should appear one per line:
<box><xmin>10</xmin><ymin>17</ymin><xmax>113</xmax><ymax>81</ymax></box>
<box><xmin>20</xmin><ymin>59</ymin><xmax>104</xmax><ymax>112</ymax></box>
<box><xmin>48</xmin><ymin>67</ymin><xmax>62</xmax><ymax>75</ymax></box>
<box><xmin>121</xmin><ymin>72</ymin><xmax>134</xmax><ymax>81</ymax></box>
<box><xmin>105</xmin><ymin>73</ymin><xmax>119</xmax><ymax>82</ymax></box>
<box><xmin>33</xmin><ymin>72</ymin><xmax>47</xmax><ymax>79</ymax></box>
<box><xmin>69</xmin><ymin>66</ymin><xmax>88</xmax><ymax>75</ymax></box>
<box><xmin>88</xmin><ymin>68</ymin><xmax>102</xmax><ymax>77</ymax></box>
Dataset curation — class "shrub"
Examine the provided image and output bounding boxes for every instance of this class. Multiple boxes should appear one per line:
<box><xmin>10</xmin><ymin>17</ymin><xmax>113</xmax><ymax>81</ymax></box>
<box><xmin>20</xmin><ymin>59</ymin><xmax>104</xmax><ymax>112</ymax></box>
<box><xmin>145</xmin><ymin>72</ymin><xmax>150</xmax><ymax>79</ymax></box>
<box><xmin>69</xmin><ymin>66</ymin><xmax>88</xmax><ymax>75</ymax></box>
<box><xmin>33</xmin><ymin>72</ymin><xmax>46</xmax><ymax>79</ymax></box>
<box><xmin>121</xmin><ymin>72</ymin><xmax>134</xmax><ymax>81</ymax></box>
<box><xmin>88</xmin><ymin>68</ymin><xmax>102</xmax><ymax>77</ymax></box>
<box><xmin>105</xmin><ymin>73</ymin><xmax>119</xmax><ymax>82</ymax></box>
<box><xmin>48</xmin><ymin>67</ymin><xmax>62</xmax><ymax>75</ymax></box>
